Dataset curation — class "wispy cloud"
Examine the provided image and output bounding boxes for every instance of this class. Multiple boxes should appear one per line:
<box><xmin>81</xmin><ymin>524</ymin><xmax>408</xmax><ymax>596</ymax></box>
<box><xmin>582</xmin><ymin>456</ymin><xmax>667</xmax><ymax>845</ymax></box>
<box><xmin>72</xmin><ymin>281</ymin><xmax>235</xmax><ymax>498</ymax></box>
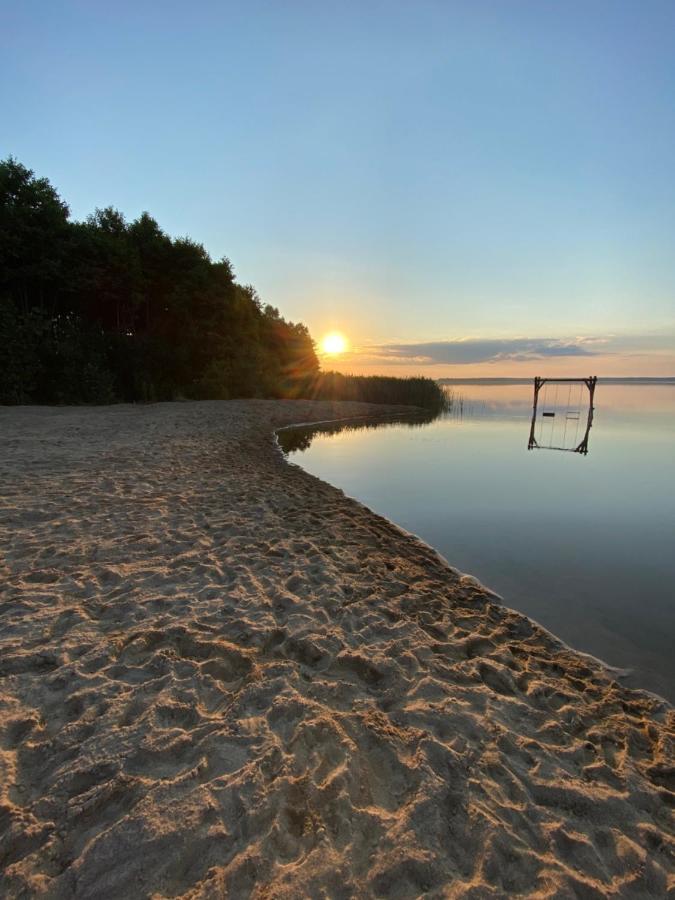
<box><xmin>359</xmin><ymin>337</ymin><xmax>599</xmax><ymax>366</ymax></box>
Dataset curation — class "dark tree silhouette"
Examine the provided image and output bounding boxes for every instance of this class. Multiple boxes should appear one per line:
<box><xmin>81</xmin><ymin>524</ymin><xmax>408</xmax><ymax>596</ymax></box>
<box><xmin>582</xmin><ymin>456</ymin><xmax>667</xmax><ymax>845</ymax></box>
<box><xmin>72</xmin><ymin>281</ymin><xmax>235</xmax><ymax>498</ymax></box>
<box><xmin>0</xmin><ymin>157</ymin><xmax>319</xmax><ymax>404</ymax></box>
<box><xmin>1</xmin><ymin>157</ymin><xmax>446</xmax><ymax>411</ymax></box>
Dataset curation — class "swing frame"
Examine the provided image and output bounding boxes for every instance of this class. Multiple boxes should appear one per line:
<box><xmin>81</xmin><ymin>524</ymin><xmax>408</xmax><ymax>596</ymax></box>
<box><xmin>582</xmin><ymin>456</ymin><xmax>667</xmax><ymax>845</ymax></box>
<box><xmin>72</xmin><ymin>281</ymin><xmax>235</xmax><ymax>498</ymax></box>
<box><xmin>527</xmin><ymin>376</ymin><xmax>597</xmax><ymax>455</ymax></box>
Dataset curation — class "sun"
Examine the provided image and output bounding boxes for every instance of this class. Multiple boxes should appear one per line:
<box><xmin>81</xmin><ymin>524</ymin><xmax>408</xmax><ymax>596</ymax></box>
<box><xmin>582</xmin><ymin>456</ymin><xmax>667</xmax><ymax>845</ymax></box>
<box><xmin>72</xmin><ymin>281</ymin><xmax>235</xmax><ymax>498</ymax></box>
<box><xmin>320</xmin><ymin>331</ymin><xmax>348</xmax><ymax>355</ymax></box>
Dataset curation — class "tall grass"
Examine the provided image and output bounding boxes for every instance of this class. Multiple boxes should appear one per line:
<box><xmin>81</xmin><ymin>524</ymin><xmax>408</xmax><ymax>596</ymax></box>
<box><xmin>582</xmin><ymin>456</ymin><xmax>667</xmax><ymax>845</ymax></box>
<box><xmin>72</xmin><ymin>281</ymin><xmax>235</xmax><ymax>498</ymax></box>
<box><xmin>308</xmin><ymin>372</ymin><xmax>449</xmax><ymax>413</ymax></box>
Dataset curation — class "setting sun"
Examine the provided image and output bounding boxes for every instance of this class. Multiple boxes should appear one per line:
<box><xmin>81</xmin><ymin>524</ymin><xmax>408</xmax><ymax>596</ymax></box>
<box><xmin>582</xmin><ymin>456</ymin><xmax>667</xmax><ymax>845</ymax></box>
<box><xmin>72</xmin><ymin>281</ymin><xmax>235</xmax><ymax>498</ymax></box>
<box><xmin>319</xmin><ymin>331</ymin><xmax>348</xmax><ymax>355</ymax></box>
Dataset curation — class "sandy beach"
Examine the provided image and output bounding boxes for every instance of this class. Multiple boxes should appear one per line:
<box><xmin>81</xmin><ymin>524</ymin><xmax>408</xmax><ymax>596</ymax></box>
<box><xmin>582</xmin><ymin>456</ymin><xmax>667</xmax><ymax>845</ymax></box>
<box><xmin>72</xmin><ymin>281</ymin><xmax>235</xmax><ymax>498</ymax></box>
<box><xmin>1</xmin><ymin>400</ymin><xmax>673</xmax><ymax>898</ymax></box>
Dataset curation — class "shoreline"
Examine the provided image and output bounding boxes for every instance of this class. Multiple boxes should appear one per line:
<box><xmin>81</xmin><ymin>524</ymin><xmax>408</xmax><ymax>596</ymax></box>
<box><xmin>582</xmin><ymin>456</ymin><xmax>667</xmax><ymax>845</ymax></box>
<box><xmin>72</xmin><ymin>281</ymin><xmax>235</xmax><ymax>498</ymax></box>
<box><xmin>277</xmin><ymin>409</ymin><xmax>674</xmax><ymax>706</ymax></box>
<box><xmin>1</xmin><ymin>400</ymin><xmax>673</xmax><ymax>897</ymax></box>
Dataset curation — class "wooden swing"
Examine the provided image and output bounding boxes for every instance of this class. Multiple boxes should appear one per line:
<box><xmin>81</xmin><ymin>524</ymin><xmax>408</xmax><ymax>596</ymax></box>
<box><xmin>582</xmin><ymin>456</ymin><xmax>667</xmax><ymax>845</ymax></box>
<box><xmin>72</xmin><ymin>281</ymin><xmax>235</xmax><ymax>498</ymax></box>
<box><xmin>527</xmin><ymin>376</ymin><xmax>597</xmax><ymax>455</ymax></box>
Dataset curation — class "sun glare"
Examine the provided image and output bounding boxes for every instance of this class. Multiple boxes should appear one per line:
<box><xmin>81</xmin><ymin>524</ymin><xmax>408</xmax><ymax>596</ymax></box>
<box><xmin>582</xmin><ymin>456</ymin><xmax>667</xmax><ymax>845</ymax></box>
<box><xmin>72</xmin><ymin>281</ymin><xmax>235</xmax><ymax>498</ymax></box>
<box><xmin>320</xmin><ymin>331</ymin><xmax>348</xmax><ymax>355</ymax></box>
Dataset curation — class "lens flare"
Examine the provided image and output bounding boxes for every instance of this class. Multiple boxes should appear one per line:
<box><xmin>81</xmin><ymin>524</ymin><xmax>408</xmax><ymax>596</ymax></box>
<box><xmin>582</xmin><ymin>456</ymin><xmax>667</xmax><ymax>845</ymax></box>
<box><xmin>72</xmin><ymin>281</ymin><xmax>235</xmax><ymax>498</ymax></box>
<box><xmin>320</xmin><ymin>332</ymin><xmax>348</xmax><ymax>355</ymax></box>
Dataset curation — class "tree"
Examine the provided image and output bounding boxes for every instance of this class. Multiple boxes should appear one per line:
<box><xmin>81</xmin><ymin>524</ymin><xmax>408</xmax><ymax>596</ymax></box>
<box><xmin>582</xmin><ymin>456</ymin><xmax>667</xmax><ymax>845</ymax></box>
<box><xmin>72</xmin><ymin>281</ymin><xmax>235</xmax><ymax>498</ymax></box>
<box><xmin>0</xmin><ymin>157</ymin><xmax>70</xmax><ymax>313</ymax></box>
<box><xmin>0</xmin><ymin>156</ymin><xmax>322</xmax><ymax>405</ymax></box>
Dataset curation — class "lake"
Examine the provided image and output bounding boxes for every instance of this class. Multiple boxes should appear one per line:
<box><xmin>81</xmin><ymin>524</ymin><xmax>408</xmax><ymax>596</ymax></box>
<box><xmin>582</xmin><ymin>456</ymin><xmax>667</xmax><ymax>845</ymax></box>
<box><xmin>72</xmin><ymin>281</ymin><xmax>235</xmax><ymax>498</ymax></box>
<box><xmin>279</xmin><ymin>381</ymin><xmax>675</xmax><ymax>703</ymax></box>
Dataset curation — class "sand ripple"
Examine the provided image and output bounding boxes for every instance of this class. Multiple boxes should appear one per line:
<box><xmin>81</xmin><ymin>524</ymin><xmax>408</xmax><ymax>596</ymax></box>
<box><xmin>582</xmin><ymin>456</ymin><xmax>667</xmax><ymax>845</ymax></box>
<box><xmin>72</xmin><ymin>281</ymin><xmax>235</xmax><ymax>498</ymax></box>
<box><xmin>0</xmin><ymin>401</ymin><xmax>673</xmax><ymax>898</ymax></box>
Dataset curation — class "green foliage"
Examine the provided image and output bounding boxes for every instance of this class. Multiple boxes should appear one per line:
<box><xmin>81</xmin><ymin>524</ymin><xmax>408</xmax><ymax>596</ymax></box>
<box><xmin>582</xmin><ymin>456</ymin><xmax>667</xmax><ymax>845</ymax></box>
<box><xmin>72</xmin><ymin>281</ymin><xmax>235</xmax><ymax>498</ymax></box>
<box><xmin>0</xmin><ymin>303</ymin><xmax>48</xmax><ymax>403</ymax></box>
<box><xmin>310</xmin><ymin>372</ymin><xmax>449</xmax><ymax>412</ymax></box>
<box><xmin>0</xmin><ymin>157</ymin><xmax>70</xmax><ymax>312</ymax></box>
<box><xmin>0</xmin><ymin>157</ymin><xmax>319</xmax><ymax>404</ymax></box>
<box><xmin>1</xmin><ymin>157</ymin><xmax>444</xmax><ymax>412</ymax></box>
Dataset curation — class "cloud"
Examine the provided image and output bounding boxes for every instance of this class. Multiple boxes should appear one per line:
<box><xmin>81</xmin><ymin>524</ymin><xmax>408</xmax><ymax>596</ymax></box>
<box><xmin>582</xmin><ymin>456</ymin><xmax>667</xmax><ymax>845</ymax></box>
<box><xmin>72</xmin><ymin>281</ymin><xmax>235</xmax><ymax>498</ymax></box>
<box><xmin>362</xmin><ymin>338</ymin><xmax>598</xmax><ymax>366</ymax></box>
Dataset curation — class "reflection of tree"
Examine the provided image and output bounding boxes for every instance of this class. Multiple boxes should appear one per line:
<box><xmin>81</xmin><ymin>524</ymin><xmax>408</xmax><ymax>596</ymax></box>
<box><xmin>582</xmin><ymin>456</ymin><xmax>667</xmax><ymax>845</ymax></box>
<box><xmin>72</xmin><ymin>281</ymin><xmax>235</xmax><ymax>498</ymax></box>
<box><xmin>277</xmin><ymin>412</ymin><xmax>438</xmax><ymax>454</ymax></box>
<box><xmin>278</xmin><ymin>429</ymin><xmax>315</xmax><ymax>453</ymax></box>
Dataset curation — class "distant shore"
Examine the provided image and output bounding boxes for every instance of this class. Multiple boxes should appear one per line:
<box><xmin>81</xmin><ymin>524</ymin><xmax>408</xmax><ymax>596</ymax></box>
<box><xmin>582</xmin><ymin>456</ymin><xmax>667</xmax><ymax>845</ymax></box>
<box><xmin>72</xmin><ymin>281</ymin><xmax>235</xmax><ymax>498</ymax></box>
<box><xmin>438</xmin><ymin>376</ymin><xmax>675</xmax><ymax>385</ymax></box>
<box><xmin>1</xmin><ymin>400</ymin><xmax>673</xmax><ymax>897</ymax></box>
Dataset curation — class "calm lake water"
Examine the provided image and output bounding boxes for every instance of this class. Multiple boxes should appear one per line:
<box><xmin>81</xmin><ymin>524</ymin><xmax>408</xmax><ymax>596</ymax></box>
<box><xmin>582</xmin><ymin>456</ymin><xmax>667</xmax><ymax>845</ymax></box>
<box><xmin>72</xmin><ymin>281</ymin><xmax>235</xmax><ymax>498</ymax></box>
<box><xmin>279</xmin><ymin>382</ymin><xmax>675</xmax><ymax>703</ymax></box>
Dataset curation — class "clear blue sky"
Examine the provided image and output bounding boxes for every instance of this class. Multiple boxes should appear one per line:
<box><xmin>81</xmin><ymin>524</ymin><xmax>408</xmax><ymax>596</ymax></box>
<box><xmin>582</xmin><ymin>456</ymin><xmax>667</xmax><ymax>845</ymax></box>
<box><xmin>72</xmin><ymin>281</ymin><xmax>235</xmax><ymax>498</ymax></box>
<box><xmin>3</xmin><ymin>1</ymin><xmax>674</xmax><ymax>374</ymax></box>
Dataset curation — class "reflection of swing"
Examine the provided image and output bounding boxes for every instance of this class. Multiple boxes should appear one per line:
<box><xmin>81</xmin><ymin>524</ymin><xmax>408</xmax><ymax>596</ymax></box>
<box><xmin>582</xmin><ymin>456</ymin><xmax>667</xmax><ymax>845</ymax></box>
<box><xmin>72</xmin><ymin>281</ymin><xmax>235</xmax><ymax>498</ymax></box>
<box><xmin>527</xmin><ymin>376</ymin><xmax>597</xmax><ymax>455</ymax></box>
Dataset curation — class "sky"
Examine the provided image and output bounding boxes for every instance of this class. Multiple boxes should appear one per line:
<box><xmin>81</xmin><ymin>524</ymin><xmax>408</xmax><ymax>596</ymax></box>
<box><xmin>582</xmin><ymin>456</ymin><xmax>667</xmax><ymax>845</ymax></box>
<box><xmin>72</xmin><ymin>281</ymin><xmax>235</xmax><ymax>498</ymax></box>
<box><xmin>3</xmin><ymin>0</ymin><xmax>675</xmax><ymax>376</ymax></box>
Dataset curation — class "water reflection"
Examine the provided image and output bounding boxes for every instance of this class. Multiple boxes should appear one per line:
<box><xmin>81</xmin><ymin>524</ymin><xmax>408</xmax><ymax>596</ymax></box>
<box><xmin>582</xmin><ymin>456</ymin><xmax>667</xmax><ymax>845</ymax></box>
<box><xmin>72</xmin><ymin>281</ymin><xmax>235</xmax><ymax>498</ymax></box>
<box><xmin>280</xmin><ymin>382</ymin><xmax>675</xmax><ymax>702</ymax></box>
<box><xmin>277</xmin><ymin>411</ymin><xmax>436</xmax><ymax>454</ymax></box>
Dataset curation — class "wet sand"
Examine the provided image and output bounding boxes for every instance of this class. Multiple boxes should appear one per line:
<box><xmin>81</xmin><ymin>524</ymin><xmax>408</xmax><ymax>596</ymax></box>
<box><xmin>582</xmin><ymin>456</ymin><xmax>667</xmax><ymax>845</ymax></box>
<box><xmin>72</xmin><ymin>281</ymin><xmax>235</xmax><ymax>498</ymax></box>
<box><xmin>1</xmin><ymin>400</ymin><xmax>673</xmax><ymax>898</ymax></box>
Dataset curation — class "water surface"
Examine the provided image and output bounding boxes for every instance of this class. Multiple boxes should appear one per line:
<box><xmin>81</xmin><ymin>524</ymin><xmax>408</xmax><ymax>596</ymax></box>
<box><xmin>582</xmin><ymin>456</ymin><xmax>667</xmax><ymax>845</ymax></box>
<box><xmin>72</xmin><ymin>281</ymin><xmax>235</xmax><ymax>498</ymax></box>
<box><xmin>280</xmin><ymin>382</ymin><xmax>675</xmax><ymax>702</ymax></box>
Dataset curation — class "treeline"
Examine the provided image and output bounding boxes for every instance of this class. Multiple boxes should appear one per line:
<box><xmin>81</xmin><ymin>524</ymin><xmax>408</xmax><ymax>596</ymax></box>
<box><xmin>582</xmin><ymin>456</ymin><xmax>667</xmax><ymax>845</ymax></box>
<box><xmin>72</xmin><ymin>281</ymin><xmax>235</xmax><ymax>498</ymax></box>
<box><xmin>1</xmin><ymin>157</ymin><xmax>447</xmax><ymax>412</ymax></box>
<box><xmin>0</xmin><ymin>157</ymin><xmax>318</xmax><ymax>404</ymax></box>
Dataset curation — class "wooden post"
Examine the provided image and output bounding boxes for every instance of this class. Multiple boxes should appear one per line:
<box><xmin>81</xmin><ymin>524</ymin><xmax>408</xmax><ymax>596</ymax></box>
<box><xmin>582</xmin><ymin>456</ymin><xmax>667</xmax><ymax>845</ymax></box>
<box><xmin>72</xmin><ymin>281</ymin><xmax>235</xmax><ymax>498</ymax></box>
<box><xmin>575</xmin><ymin>375</ymin><xmax>597</xmax><ymax>455</ymax></box>
<box><xmin>527</xmin><ymin>376</ymin><xmax>543</xmax><ymax>450</ymax></box>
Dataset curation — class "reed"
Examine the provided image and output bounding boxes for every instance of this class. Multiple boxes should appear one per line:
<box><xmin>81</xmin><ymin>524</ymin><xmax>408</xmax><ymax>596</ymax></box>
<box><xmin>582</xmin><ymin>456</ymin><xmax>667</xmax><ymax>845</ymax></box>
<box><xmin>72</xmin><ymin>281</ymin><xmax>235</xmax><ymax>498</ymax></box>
<box><xmin>310</xmin><ymin>372</ymin><xmax>450</xmax><ymax>412</ymax></box>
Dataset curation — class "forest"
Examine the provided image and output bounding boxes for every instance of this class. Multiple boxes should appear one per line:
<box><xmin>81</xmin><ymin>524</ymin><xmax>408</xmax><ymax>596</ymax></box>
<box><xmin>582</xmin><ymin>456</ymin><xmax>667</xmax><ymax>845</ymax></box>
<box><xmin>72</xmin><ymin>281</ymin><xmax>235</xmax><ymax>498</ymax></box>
<box><xmin>0</xmin><ymin>158</ymin><xmax>446</xmax><ymax>411</ymax></box>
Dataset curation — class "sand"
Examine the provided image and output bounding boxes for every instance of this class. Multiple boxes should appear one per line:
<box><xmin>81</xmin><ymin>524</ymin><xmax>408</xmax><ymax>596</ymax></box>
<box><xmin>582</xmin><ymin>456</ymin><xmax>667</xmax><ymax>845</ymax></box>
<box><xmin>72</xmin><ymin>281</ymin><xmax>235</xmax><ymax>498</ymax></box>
<box><xmin>0</xmin><ymin>400</ymin><xmax>673</xmax><ymax>899</ymax></box>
